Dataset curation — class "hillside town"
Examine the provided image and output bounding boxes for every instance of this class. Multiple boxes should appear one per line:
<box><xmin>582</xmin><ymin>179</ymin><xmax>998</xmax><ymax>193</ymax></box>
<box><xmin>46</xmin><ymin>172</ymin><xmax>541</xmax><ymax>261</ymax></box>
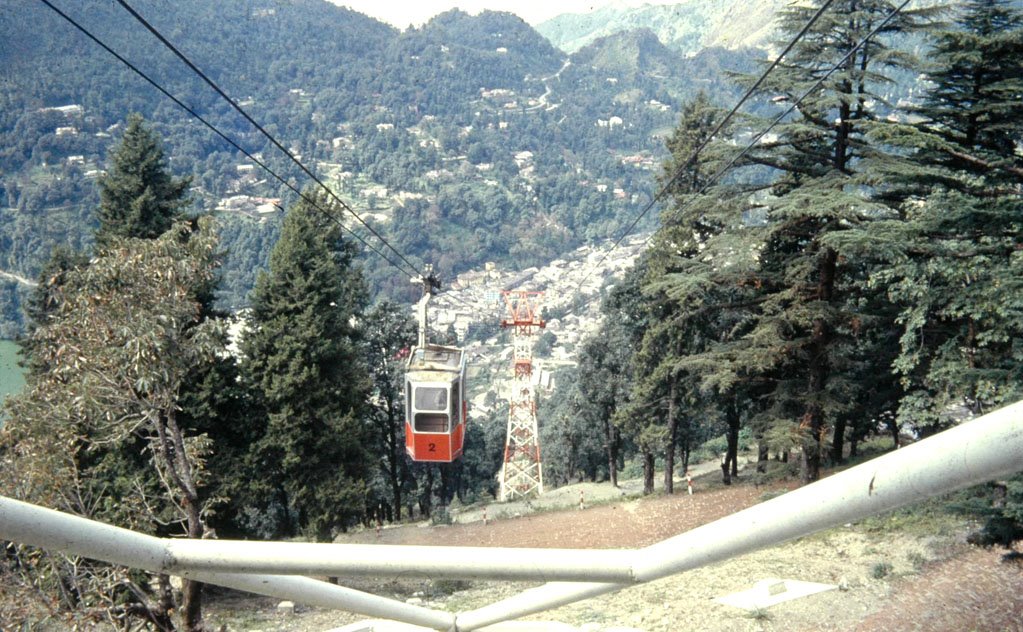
<box><xmin>424</xmin><ymin>232</ymin><xmax>648</xmax><ymax>417</ymax></box>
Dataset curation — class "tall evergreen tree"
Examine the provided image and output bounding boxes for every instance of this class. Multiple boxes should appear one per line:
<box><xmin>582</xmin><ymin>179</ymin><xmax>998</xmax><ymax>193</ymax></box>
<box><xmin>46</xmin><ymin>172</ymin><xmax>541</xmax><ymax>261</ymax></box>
<box><xmin>881</xmin><ymin>0</ymin><xmax>1023</xmax><ymax>200</ymax></box>
<box><xmin>9</xmin><ymin>114</ymin><xmax>229</xmax><ymax>630</ymax></box>
<box><xmin>601</xmin><ymin>264</ymin><xmax>661</xmax><ymax>493</ymax></box>
<box><xmin>539</xmin><ymin>367</ymin><xmax>609</xmax><ymax>486</ymax></box>
<box><xmin>240</xmin><ymin>189</ymin><xmax>372</xmax><ymax>540</ymax></box>
<box><xmin>574</xmin><ymin>276</ymin><xmax>643</xmax><ymax>489</ymax></box>
<box><xmin>95</xmin><ymin>114</ymin><xmax>190</xmax><ymax>247</ymax></box>
<box><xmin>721</xmin><ymin>0</ymin><xmax>935</xmax><ymax>482</ymax></box>
<box><xmin>838</xmin><ymin>0</ymin><xmax>1023</xmax><ymax>549</ymax></box>
<box><xmin>641</xmin><ymin>91</ymin><xmax>757</xmax><ymax>488</ymax></box>
<box><xmin>363</xmin><ymin>300</ymin><xmax>417</xmax><ymax>521</ymax></box>
<box><xmin>22</xmin><ymin>114</ymin><xmax>192</xmax><ymax>371</ymax></box>
<box><xmin>19</xmin><ymin>246</ymin><xmax>89</xmax><ymax>375</ymax></box>
<box><xmin>849</xmin><ymin>0</ymin><xmax>1023</xmax><ymax>429</ymax></box>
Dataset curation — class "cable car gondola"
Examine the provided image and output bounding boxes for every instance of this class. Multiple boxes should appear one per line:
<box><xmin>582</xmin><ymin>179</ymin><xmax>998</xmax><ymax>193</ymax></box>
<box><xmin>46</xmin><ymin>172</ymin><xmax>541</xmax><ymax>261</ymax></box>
<box><xmin>405</xmin><ymin>268</ymin><xmax>467</xmax><ymax>462</ymax></box>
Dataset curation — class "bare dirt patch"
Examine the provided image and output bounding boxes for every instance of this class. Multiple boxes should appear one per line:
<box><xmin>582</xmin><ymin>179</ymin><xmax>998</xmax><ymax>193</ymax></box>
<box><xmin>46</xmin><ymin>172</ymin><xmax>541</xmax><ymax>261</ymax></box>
<box><xmin>345</xmin><ymin>483</ymin><xmax>780</xmax><ymax>550</ymax></box>
<box><xmin>855</xmin><ymin>545</ymin><xmax>1023</xmax><ymax>632</ymax></box>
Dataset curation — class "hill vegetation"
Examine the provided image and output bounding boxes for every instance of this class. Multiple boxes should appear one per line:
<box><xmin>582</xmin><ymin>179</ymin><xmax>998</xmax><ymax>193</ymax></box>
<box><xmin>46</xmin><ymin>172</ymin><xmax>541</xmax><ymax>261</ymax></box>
<box><xmin>552</xmin><ymin>0</ymin><xmax>1022</xmax><ymax>558</ymax></box>
<box><xmin>0</xmin><ymin>0</ymin><xmax>754</xmax><ymax>335</ymax></box>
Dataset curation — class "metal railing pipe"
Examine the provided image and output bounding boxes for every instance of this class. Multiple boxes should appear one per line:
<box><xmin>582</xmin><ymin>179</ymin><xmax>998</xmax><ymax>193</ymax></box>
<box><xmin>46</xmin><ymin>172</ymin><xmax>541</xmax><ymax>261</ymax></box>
<box><xmin>632</xmin><ymin>399</ymin><xmax>1023</xmax><ymax>581</ymax></box>
<box><xmin>0</xmin><ymin>497</ymin><xmax>455</xmax><ymax>630</ymax></box>
<box><xmin>455</xmin><ymin>581</ymin><xmax>623</xmax><ymax>631</ymax></box>
<box><xmin>164</xmin><ymin>541</ymin><xmax>637</xmax><ymax>583</ymax></box>
<box><xmin>0</xmin><ymin>495</ymin><xmax>167</xmax><ymax>570</ymax></box>
<box><xmin>186</xmin><ymin>571</ymin><xmax>456</xmax><ymax>630</ymax></box>
<box><xmin>454</xmin><ymin>401</ymin><xmax>1023</xmax><ymax>631</ymax></box>
<box><xmin>0</xmin><ymin>496</ymin><xmax>635</xmax><ymax>582</ymax></box>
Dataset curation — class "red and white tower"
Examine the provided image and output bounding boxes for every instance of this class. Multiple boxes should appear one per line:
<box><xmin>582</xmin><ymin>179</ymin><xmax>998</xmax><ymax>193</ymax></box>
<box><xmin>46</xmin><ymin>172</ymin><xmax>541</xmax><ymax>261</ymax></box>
<box><xmin>499</xmin><ymin>290</ymin><xmax>545</xmax><ymax>501</ymax></box>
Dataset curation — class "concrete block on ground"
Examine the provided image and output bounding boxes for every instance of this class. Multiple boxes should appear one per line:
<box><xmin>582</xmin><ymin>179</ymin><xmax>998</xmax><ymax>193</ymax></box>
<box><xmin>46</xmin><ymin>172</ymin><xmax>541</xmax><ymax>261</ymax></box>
<box><xmin>715</xmin><ymin>578</ymin><xmax>837</xmax><ymax>611</ymax></box>
<box><xmin>277</xmin><ymin>600</ymin><xmax>296</xmax><ymax>615</ymax></box>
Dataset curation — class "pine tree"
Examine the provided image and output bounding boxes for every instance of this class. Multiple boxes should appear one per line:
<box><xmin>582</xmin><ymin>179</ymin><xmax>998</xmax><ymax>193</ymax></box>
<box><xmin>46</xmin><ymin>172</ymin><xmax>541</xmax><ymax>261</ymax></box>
<box><xmin>883</xmin><ymin>0</ymin><xmax>1023</xmax><ymax>200</ymax></box>
<box><xmin>95</xmin><ymin>116</ymin><xmax>246</xmax><ymax>538</ymax></box>
<box><xmin>240</xmin><ymin>189</ymin><xmax>372</xmax><ymax>540</ymax></box>
<box><xmin>539</xmin><ymin>366</ymin><xmax>608</xmax><ymax>486</ymax></box>
<box><xmin>9</xmin><ymin>114</ymin><xmax>223</xmax><ymax>629</ymax></box>
<box><xmin>600</xmin><ymin>264</ymin><xmax>660</xmax><ymax>493</ymax></box>
<box><xmin>363</xmin><ymin>300</ymin><xmax>417</xmax><ymax>521</ymax></box>
<box><xmin>642</xmin><ymin>91</ymin><xmax>758</xmax><ymax>488</ymax></box>
<box><xmin>23</xmin><ymin>115</ymin><xmax>193</xmax><ymax>376</ymax></box>
<box><xmin>20</xmin><ymin>246</ymin><xmax>89</xmax><ymax>375</ymax></box>
<box><xmin>95</xmin><ymin>114</ymin><xmax>190</xmax><ymax>247</ymax></box>
<box><xmin>720</xmin><ymin>0</ymin><xmax>935</xmax><ymax>482</ymax></box>
<box><xmin>853</xmin><ymin>0</ymin><xmax>1023</xmax><ymax>429</ymax></box>
<box><xmin>844</xmin><ymin>0</ymin><xmax>1023</xmax><ymax>549</ymax></box>
<box><xmin>575</xmin><ymin>274</ymin><xmax>644</xmax><ymax>489</ymax></box>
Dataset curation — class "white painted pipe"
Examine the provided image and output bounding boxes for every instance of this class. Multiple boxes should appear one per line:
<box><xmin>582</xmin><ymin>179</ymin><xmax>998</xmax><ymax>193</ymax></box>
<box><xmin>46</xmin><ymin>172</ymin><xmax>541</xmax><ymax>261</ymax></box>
<box><xmin>456</xmin><ymin>581</ymin><xmax>620</xmax><ymax>631</ymax></box>
<box><xmin>165</xmin><ymin>541</ymin><xmax>636</xmax><ymax>583</ymax></box>
<box><xmin>0</xmin><ymin>498</ymin><xmax>454</xmax><ymax>631</ymax></box>
<box><xmin>0</xmin><ymin>496</ymin><xmax>635</xmax><ymax>582</ymax></box>
<box><xmin>454</xmin><ymin>400</ymin><xmax>1023</xmax><ymax>630</ymax></box>
<box><xmin>0</xmin><ymin>495</ymin><xmax>168</xmax><ymax>570</ymax></box>
<box><xmin>188</xmin><ymin>571</ymin><xmax>455</xmax><ymax>631</ymax></box>
<box><xmin>632</xmin><ymin>399</ymin><xmax>1023</xmax><ymax>580</ymax></box>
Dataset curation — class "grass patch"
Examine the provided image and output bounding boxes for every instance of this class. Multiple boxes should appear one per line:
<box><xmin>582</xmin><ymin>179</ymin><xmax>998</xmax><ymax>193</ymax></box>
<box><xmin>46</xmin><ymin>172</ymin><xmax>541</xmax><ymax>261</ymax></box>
<box><xmin>759</xmin><ymin>489</ymin><xmax>788</xmax><ymax>503</ymax></box>
<box><xmin>906</xmin><ymin>551</ymin><xmax>928</xmax><ymax>570</ymax></box>
<box><xmin>432</xmin><ymin>579</ymin><xmax>470</xmax><ymax>595</ymax></box>
<box><xmin>745</xmin><ymin>607</ymin><xmax>773</xmax><ymax>621</ymax></box>
<box><xmin>834</xmin><ymin>435</ymin><xmax>900</xmax><ymax>469</ymax></box>
<box><xmin>430</xmin><ymin>506</ymin><xmax>454</xmax><ymax>525</ymax></box>
<box><xmin>689</xmin><ymin>454</ymin><xmax>783</xmax><ymax>495</ymax></box>
<box><xmin>751</xmin><ymin>459</ymin><xmax>799</xmax><ymax>487</ymax></box>
<box><xmin>871</xmin><ymin>561</ymin><xmax>894</xmax><ymax>579</ymax></box>
<box><xmin>859</xmin><ymin>492</ymin><xmax>967</xmax><ymax>538</ymax></box>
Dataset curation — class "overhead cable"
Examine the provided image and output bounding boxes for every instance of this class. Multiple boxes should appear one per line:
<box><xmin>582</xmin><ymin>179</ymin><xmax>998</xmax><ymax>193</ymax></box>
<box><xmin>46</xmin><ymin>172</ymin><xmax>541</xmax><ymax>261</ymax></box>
<box><xmin>112</xmin><ymin>0</ymin><xmax>426</xmax><ymax>278</ymax></box>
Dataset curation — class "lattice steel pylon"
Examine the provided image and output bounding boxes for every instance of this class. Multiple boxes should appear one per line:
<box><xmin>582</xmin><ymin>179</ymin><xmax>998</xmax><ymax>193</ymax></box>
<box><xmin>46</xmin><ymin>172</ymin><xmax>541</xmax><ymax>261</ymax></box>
<box><xmin>498</xmin><ymin>290</ymin><xmax>545</xmax><ymax>501</ymax></box>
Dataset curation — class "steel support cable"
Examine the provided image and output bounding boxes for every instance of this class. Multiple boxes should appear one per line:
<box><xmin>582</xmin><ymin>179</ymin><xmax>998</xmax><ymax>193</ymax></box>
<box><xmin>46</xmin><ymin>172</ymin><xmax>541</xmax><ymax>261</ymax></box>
<box><xmin>36</xmin><ymin>0</ymin><xmax>417</xmax><ymax>279</ymax></box>
<box><xmin>112</xmin><ymin>0</ymin><xmax>426</xmax><ymax>278</ymax></box>
<box><xmin>641</xmin><ymin>0</ymin><xmax>915</xmax><ymax>246</ymax></box>
<box><xmin>575</xmin><ymin>0</ymin><xmax>839</xmax><ymax>292</ymax></box>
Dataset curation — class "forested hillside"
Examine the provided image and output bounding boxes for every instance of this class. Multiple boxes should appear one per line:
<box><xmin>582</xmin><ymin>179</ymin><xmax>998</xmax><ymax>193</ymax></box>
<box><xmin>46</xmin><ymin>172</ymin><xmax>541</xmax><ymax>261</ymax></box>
<box><xmin>0</xmin><ymin>0</ymin><xmax>754</xmax><ymax>335</ymax></box>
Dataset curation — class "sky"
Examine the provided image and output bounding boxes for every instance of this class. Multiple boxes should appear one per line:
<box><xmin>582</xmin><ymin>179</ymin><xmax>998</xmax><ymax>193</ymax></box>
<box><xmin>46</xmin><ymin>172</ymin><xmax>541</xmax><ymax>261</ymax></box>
<box><xmin>329</xmin><ymin>0</ymin><xmax>681</xmax><ymax>29</ymax></box>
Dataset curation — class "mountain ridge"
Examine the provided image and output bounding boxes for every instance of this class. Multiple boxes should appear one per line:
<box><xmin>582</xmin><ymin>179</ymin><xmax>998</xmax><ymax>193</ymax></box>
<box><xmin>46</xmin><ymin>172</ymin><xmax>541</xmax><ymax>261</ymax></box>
<box><xmin>537</xmin><ymin>0</ymin><xmax>788</xmax><ymax>55</ymax></box>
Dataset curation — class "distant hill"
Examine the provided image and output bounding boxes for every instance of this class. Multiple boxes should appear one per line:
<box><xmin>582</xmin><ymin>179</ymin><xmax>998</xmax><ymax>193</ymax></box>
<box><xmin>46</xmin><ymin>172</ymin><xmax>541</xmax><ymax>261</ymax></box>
<box><xmin>373</xmin><ymin>9</ymin><xmax>565</xmax><ymax>116</ymax></box>
<box><xmin>537</xmin><ymin>0</ymin><xmax>788</xmax><ymax>55</ymax></box>
<box><xmin>570</xmin><ymin>28</ymin><xmax>682</xmax><ymax>78</ymax></box>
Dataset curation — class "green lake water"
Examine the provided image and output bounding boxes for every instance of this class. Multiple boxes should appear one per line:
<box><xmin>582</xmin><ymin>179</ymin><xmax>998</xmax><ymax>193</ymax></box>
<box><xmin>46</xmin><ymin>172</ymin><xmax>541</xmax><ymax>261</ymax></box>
<box><xmin>1</xmin><ymin>340</ymin><xmax>27</xmax><ymax>416</ymax></box>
